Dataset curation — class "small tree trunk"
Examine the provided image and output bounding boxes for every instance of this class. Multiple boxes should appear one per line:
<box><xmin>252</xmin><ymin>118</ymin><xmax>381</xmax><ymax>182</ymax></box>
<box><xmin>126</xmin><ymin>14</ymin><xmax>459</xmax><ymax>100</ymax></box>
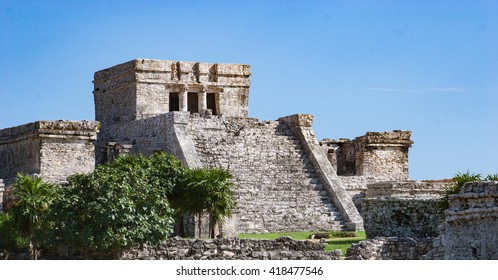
<box><xmin>28</xmin><ymin>240</ymin><xmax>36</xmax><ymax>260</ymax></box>
<box><xmin>197</xmin><ymin>213</ymin><xmax>202</xmax><ymax>238</ymax></box>
<box><xmin>178</xmin><ymin>215</ymin><xmax>185</xmax><ymax>237</ymax></box>
<box><xmin>209</xmin><ymin>214</ymin><xmax>216</xmax><ymax>238</ymax></box>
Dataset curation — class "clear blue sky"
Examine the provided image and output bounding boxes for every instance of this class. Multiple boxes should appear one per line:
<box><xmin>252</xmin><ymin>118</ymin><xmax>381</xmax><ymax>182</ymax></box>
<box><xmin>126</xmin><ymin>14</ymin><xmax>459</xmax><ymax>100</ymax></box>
<box><xmin>1</xmin><ymin>0</ymin><xmax>497</xmax><ymax>180</ymax></box>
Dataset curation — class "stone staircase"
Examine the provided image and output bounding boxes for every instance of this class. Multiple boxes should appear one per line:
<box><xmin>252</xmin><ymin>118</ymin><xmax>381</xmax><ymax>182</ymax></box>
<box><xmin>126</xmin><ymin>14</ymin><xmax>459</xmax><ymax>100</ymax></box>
<box><xmin>186</xmin><ymin>116</ymin><xmax>346</xmax><ymax>233</ymax></box>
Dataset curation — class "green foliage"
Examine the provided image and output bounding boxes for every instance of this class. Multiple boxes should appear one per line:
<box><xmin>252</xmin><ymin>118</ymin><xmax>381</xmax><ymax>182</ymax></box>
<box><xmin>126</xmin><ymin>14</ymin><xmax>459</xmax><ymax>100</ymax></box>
<box><xmin>171</xmin><ymin>168</ymin><xmax>237</xmax><ymax>238</ymax></box>
<box><xmin>46</xmin><ymin>153</ymin><xmax>182</xmax><ymax>258</ymax></box>
<box><xmin>10</xmin><ymin>174</ymin><xmax>54</xmax><ymax>236</ymax></box>
<box><xmin>2</xmin><ymin>152</ymin><xmax>237</xmax><ymax>258</ymax></box>
<box><xmin>485</xmin><ymin>173</ymin><xmax>498</xmax><ymax>181</ymax></box>
<box><xmin>0</xmin><ymin>212</ymin><xmax>28</xmax><ymax>258</ymax></box>
<box><xmin>10</xmin><ymin>173</ymin><xmax>54</xmax><ymax>259</ymax></box>
<box><xmin>453</xmin><ymin>171</ymin><xmax>481</xmax><ymax>189</ymax></box>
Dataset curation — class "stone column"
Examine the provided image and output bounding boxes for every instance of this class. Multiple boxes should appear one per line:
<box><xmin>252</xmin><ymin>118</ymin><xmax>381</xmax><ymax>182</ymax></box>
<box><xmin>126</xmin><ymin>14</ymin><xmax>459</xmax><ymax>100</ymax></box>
<box><xmin>198</xmin><ymin>85</ymin><xmax>208</xmax><ymax>114</ymax></box>
<box><xmin>179</xmin><ymin>84</ymin><xmax>188</xmax><ymax>112</ymax></box>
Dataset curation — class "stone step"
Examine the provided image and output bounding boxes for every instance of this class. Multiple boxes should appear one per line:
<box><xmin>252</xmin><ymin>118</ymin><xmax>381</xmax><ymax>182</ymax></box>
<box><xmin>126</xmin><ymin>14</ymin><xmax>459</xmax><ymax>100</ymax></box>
<box><xmin>189</xmin><ymin>120</ymin><xmax>348</xmax><ymax>232</ymax></box>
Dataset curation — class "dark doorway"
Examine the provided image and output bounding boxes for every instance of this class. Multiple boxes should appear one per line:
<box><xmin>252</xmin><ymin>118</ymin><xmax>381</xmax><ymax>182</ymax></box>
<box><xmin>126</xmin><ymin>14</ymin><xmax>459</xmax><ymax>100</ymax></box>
<box><xmin>207</xmin><ymin>93</ymin><xmax>217</xmax><ymax>115</ymax></box>
<box><xmin>169</xmin><ymin>92</ymin><xmax>179</xmax><ymax>111</ymax></box>
<box><xmin>188</xmin><ymin>92</ymin><xmax>198</xmax><ymax>113</ymax></box>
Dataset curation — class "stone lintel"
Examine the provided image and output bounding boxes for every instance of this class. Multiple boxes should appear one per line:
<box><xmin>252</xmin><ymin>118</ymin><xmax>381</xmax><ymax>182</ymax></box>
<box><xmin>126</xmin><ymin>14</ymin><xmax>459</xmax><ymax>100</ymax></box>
<box><xmin>164</xmin><ymin>83</ymin><xmax>226</xmax><ymax>92</ymax></box>
<box><xmin>360</xmin><ymin>130</ymin><xmax>413</xmax><ymax>147</ymax></box>
<box><xmin>321</xmin><ymin>131</ymin><xmax>413</xmax><ymax>148</ymax></box>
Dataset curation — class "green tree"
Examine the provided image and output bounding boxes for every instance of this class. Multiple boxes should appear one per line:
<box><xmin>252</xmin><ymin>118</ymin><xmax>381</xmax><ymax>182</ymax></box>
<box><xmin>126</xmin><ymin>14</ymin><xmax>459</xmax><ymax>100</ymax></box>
<box><xmin>0</xmin><ymin>212</ymin><xmax>27</xmax><ymax>259</ymax></box>
<box><xmin>171</xmin><ymin>168</ymin><xmax>236</xmax><ymax>238</ymax></box>
<box><xmin>46</xmin><ymin>153</ymin><xmax>182</xmax><ymax>259</ymax></box>
<box><xmin>202</xmin><ymin>168</ymin><xmax>237</xmax><ymax>238</ymax></box>
<box><xmin>10</xmin><ymin>173</ymin><xmax>54</xmax><ymax>259</ymax></box>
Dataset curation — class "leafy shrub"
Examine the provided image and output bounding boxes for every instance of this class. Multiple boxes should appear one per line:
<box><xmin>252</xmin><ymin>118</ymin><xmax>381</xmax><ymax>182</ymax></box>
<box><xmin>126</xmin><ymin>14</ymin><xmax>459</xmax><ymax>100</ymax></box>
<box><xmin>170</xmin><ymin>167</ymin><xmax>236</xmax><ymax>238</ymax></box>
<box><xmin>45</xmin><ymin>153</ymin><xmax>182</xmax><ymax>259</ymax></box>
<box><xmin>485</xmin><ymin>173</ymin><xmax>498</xmax><ymax>181</ymax></box>
<box><xmin>440</xmin><ymin>171</ymin><xmax>482</xmax><ymax>210</ymax></box>
<box><xmin>0</xmin><ymin>212</ymin><xmax>27</xmax><ymax>259</ymax></box>
<box><xmin>9</xmin><ymin>173</ymin><xmax>54</xmax><ymax>259</ymax></box>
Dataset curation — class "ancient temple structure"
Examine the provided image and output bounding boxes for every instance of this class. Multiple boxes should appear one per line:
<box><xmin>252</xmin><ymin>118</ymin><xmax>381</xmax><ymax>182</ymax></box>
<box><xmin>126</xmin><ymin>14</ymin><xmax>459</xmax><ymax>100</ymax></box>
<box><xmin>0</xmin><ymin>59</ymin><xmax>416</xmax><ymax>236</ymax></box>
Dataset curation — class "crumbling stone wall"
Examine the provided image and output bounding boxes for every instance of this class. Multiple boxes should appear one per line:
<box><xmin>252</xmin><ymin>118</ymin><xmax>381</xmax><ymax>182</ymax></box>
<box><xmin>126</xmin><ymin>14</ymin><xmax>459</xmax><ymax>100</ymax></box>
<box><xmin>346</xmin><ymin>237</ymin><xmax>434</xmax><ymax>260</ymax></box>
<box><xmin>0</xmin><ymin>121</ymin><xmax>98</xmax><ymax>183</ymax></box>
<box><xmin>121</xmin><ymin>236</ymin><xmax>340</xmax><ymax>260</ymax></box>
<box><xmin>321</xmin><ymin>130</ymin><xmax>412</xmax><ymax>179</ymax></box>
<box><xmin>427</xmin><ymin>181</ymin><xmax>498</xmax><ymax>260</ymax></box>
<box><xmin>363</xmin><ymin>180</ymin><xmax>449</xmax><ymax>238</ymax></box>
<box><xmin>320</xmin><ymin>131</ymin><xmax>413</xmax><ymax>215</ymax></box>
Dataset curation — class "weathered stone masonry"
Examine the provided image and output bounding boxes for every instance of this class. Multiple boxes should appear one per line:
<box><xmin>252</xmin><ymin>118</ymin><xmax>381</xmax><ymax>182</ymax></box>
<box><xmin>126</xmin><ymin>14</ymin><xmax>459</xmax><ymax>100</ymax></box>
<box><xmin>321</xmin><ymin>131</ymin><xmax>413</xmax><ymax>214</ymax></box>
<box><xmin>352</xmin><ymin>181</ymin><xmax>498</xmax><ymax>260</ymax></box>
<box><xmin>173</xmin><ymin>113</ymin><xmax>362</xmax><ymax>234</ymax></box>
<box><xmin>346</xmin><ymin>237</ymin><xmax>434</xmax><ymax>260</ymax></box>
<box><xmin>0</xmin><ymin>120</ymin><xmax>98</xmax><ymax>184</ymax></box>
<box><xmin>121</xmin><ymin>236</ymin><xmax>341</xmax><ymax>260</ymax></box>
<box><xmin>93</xmin><ymin>59</ymin><xmax>250</xmax><ymax>128</ymax></box>
<box><xmin>362</xmin><ymin>180</ymin><xmax>448</xmax><ymax>239</ymax></box>
<box><xmin>426</xmin><ymin>181</ymin><xmax>498</xmax><ymax>260</ymax></box>
<box><xmin>321</xmin><ymin>130</ymin><xmax>412</xmax><ymax>180</ymax></box>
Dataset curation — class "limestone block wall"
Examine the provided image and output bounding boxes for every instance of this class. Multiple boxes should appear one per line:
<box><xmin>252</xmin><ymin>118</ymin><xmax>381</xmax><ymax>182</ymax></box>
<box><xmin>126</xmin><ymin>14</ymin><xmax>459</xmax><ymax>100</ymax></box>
<box><xmin>176</xmin><ymin>113</ymin><xmax>351</xmax><ymax>234</ymax></box>
<box><xmin>346</xmin><ymin>237</ymin><xmax>434</xmax><ymax>260</ymax></box>
<box><xmin>359</xmin><ymin>132</ymin><xmax>411</xmax><ymax>179</ymax></box>
<box><xmin>340</xmin><ymin>176</ymin><xmax>388</xmax><ymax>214</ymax></box>
<box><xmin>0</xmin><ymin>122</ymin><xmax>41</xmax><ymax>180</ymax></box>
<box><xmin>435</xmin><ymin>181</ymin><xmax>498</xmax><ymax>259</ymax></box>
<box><xmin>94</xmin><ymin>59</ymin><xmax>251</xmax><ymax>127</ymax></box>
<box><xmin>95</xmin><ymin>115</ymin><xmax>170</xmax><ymax>164</ymax></box>
<box><xmin>0</xmin><ymin>121</ymin><xmax>98</xmax><ymax>183</ymax></box>
<box><xmin>121</xmin><ymin>237</ymin><xmax>341</xmax><ymax>260</ymax></box>
<box><xmin>363</xmin><ymin>180</ymin><xmax>449</xmax><ymax>238</ymax></box>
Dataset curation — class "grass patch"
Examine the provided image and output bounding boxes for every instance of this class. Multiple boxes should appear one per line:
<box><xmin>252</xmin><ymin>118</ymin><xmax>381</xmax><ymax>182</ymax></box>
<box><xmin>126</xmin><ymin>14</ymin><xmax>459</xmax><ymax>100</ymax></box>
<box><xmin>238</xmin><ymin>230</ymin><xmax>366</xmax><ymax>256</ymax></box>
<box><xmin>325</xmin><ymin>231</ymin><xmax>366</xmax><ymax>255</ymax></box>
